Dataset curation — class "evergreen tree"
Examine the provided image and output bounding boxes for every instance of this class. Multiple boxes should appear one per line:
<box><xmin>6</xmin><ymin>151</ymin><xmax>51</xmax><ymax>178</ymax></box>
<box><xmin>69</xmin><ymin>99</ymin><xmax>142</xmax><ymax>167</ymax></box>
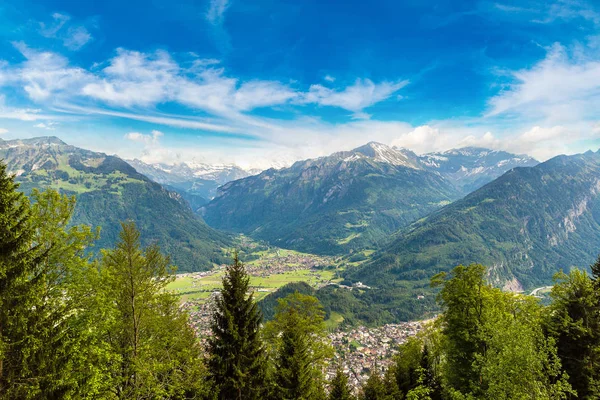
<box><xmin>393</xmin><ymin>337</ymin><xmax>423</xmax><ymax>395</ymax></box>
<box><xmin>17</xmin><ymin>189</ymin><xmax>98</xmax><ymax>399</ymax></box>
<box><xmin>360</xmin><ymin>373</ymin><xmax>386</xmax><ymax>400</ymax></box>
<box><xmin>329</xmin><ymin>368</ymin><xmax>354</xmax><ymax>400</ymax></box>
<box><xmin>207</xmin><ymin>252</ymin><xmax>267</xmax><ymax>400</ymax></box>
<box><xmin>273</xmin><ymin>308</ymin><xmax>313</xmax><ymax>399</ymax></box>
<box><xmin>0</xmin><ymin>162</ymin><xmax>37</xmax><ymax>396</ymax></box>
<box><xmin>419</xmin><ymin>346</ymin><xmax>442</xmax><ymax>400</ymax></box>
<box><xmin>266</xmin><ymin>292</ymin><xmax>332</xmax><ymax>400</ymax></box>
<box><xmin>547</xmin><ymin>269</ymin><xmax>600</xmax><ymax>399</ymax></box>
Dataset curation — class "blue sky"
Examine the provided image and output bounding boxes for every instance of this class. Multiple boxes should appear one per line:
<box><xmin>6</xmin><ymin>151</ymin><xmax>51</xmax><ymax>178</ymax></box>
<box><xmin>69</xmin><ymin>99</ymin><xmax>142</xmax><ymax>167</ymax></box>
<box><xmin>1</xmin><ymin>0</ymin><xmax>600</xmax><ymax>167</ymax></box>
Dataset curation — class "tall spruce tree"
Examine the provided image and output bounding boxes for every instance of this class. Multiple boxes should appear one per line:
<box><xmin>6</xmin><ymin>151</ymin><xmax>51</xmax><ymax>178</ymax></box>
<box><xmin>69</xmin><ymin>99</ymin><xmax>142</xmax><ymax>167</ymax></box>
<box><xmin>207</xmin><ymin>252</ymin><xmax>267</xmax><ymax>400</ymax></box>
<box><xmin>329</xmin><ymin>368</ymin><xmax>354</xmax><ymax>400</ymax></box>
<box><xmin>0</xmin><ymin>162</ymin><xmax>37</xmax><ymax>395</ymax></box>
<box><xmin>273</xmin><ymin>308</ymin><xmax>313</xmax><ymax>399</ymax></box>
<box><xmin>14</xmin><ymin>189</ymin><xmax>98</xmax><ymax>399</ymax></box>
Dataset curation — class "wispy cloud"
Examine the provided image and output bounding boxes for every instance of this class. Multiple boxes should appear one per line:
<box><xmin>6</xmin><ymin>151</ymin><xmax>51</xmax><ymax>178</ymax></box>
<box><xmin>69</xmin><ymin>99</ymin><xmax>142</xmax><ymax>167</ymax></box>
<box><xmin>206</xmin><ymin>0</ymin><xmax>231</xmax><ymax>25</ymax></box>
<box><xmin>301</xmin><ymin>79</ymin><xmax>409</xmax><ymax>118</ymax></box>
<box><xmin>0</xmin><ymin>128</ymin><xmax>8</xmax><ymax>135</ymax></box>
<box><xmin>39</xmin><ymin>12</ymin><xmax>93</xmax><ymax>50</ymax></box>
<box><xmin>486</xmin><ymin>41</ymin><xmax>600</xmax><ymax>124</ymax></box>
<box><xmin>493</xmin><ymin>0</ymin><xmax>600</xmax><ymax>25</ymax></box>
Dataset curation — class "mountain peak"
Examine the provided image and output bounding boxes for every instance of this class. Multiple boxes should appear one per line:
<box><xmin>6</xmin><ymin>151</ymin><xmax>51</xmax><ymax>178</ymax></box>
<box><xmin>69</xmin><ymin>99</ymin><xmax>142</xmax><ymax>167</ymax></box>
<box><xmin>350</xmin><ymin>142</ymin><xmax>421</xmax><ymax>169</ymax></box>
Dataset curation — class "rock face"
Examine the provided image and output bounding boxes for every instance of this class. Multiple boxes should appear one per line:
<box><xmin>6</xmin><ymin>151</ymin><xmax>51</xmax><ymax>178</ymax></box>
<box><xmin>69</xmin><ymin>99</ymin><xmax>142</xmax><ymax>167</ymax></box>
<box><xmin>349</xmin><ymin>149</ymin><xmax>600</xmax><ymax>291</ymax></box>
<box><xmin>0</xmin><ymin>136</ymin><xmax>230</xmax><ymax>272</ymax></box>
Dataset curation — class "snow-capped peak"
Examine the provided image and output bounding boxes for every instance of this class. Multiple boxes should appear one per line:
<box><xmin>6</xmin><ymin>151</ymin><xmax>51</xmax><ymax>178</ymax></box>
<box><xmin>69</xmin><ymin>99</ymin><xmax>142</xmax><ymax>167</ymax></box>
<box><xmin>350</xmin><ymin>142</ymin><xmax>422</xmax><ymax>169</ymax></box>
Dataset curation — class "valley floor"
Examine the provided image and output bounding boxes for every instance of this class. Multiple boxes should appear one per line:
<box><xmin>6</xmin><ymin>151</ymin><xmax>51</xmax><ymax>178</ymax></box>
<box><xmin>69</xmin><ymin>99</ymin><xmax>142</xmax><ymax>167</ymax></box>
<box><xmin>167</xmin><ymin>245</ymin><xmax>428</xmax><ymax>389</ymax></box>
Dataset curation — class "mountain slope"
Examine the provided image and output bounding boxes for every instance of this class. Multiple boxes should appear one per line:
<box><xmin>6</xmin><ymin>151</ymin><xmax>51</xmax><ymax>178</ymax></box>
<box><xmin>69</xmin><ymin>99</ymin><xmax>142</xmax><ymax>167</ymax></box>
<box><xmin>349</xmin><ymin>149</ymin><xmax>600</xmax><ymax>291</ymax></box>
<box><xmin>202</xmin><ymin>142</ymin><xmax>462</xmax><ymax>255</ymax></box>
<box><xmin>0</xmin><ymin>136</ymin><xmax>230</xmax><ymax>272</ymax></box>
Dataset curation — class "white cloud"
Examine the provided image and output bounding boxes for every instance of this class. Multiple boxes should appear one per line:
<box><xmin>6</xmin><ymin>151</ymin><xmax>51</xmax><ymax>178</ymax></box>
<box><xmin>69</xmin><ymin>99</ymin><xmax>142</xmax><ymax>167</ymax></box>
<box><xmin>39</xmin><ymin>13</ymin><xmax>71</xmax><ymax>37</ymax></box>
<box><xmin>34</xmin><ymin>121</ymin><xmax>58</xmax><ymax>130</ymax></box>
<box><xmin>493</xmin><ymin>1</ymin><xmax>600</xmax><ymax>25</ymax></box>
<box><xmin>206</xmin><ymin>0</ymin><xmax>230</xmax><ymax>25</ymax></box>
<box><xmin>64</xmin><ymin>26</ymin><xmax>93</xmax><ymax>50</ymax></box>
<box><xmin>12</xmin><ymin>41</ymin><xmax>92</xmax><ymax>102</ymax></box>
<box><xmin>4</xmin><ymin>38</ymin><xmax>599</xmax><ymax>168</ymax></box>
<box><xmin>302</xmin><ymin>79</ymin><xmax>409</xmax><ymax>117</ymax></box>
<box><xmin>324</xmin><ymin>75</ymin><xmax>335</xmax><ymax>82</ymax></box>
<box><xmin>233</xmin><ymin>81</ymin><xmax>298</xmax><ymax>111</ymax></box>
<box><xmin>39</xmin><ymin>12</ymin><xmax>93</xmax><ymax>50</ymax></box>
<box><xmin>125</xmin><ymin>129</ymin><xmax>163</xmax><ymax>145</ymax></box>
<box><xmin>487</xmin><ymin>40</ymin><xmax>600</xmax><ymax>125</ymax></box>
<box><xmin>0</xmin><ymin>128</ymin><xmax>8</xmax><ymax>135</ymax></box>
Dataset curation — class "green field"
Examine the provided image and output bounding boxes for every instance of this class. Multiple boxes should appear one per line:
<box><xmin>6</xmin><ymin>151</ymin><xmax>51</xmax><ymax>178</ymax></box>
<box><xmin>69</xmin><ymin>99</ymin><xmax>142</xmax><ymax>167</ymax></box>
<box><xmin>168</xmin><ymin>268</ymin><xmax>337</xmax><ymax>302</ymax></box>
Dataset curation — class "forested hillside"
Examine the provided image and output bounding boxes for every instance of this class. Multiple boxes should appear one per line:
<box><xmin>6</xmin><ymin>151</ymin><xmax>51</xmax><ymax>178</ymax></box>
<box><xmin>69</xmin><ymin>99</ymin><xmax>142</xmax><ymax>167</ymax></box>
<box><xmin>349</xmin><ymin>150</ymin><xmax>600</xmax><ymax>291</ymax></box>
<box><xmin>0</xmin><ymin>136</ymin><xmax>230</xmax><ymax>271</ymax></box>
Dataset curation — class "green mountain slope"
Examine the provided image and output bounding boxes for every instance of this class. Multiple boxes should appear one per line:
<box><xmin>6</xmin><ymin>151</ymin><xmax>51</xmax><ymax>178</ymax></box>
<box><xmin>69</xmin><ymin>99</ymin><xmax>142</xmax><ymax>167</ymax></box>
<box><xmin>349</xmin><ymin>150</ymin><xmax>600</xmax><ymax>292</ymax></box>
<box><xmin>0</xmin><ymin>136</ymin><xmax>230</xmax><ymax>272</ymax></box>
<box><xmin>203</xmin><ymin>142</ymin><xmax>462</xmax><ymax>255</ymax></box>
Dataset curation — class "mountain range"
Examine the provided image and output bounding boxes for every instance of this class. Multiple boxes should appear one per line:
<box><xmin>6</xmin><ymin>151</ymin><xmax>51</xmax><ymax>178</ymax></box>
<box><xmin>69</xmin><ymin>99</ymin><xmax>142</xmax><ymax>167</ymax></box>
<box><xmin>6</xmin><ymin>135</ymin><xmax>600</xmax><ymax>324</ymax></box>
<box><xmin>127</xmin><ymin>159</ymin><xmax>260</xmax><ymax>208</ymax></box>
<box><xmin>347</xmin><ymin>149</ymin><xmax>600</xmax><ymax>291</ymax></box>
<box><xmin>0</xmin><ymin>136</ymin><xmax>230</xmax><ymax>272</ymax></box>
<box><xmin>202</xmin><ymin>142</ymin><xmax>537</xmax><ymax>255</ymax></box>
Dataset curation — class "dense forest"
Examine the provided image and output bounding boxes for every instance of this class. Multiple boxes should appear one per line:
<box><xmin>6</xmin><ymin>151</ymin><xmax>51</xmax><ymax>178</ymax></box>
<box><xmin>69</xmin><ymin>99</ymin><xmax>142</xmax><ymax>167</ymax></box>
<box><xmin>2</xmin><ymin>161</ymin><xmax>600</xmax><ymax>399</ymax></box>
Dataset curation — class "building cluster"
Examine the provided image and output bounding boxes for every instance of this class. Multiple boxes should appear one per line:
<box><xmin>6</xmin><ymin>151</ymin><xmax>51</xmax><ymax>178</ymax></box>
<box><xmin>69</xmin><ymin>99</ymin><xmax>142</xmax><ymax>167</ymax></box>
<box><xmin>243</xmin><ymin>253</ymin><xmax>334</xmax><ymax>278</ymax></box>
<box><xmin>326</xmin><ymin>322</ymin><xmax>426</xmax><ymax>389</ymax></box>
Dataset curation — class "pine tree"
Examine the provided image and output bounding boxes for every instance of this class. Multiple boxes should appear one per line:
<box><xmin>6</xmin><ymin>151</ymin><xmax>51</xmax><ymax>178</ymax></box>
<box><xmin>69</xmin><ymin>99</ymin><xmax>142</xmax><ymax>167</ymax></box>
<box><xmin>207</xmin><ymin>252</ymin><xmax>267</xmax><ymax>400</ymax></box>
<box><xmin>0</xmin><ymin>162</ymin><xmax>36</xmax><ymax>395</ymax></box>
<box><xmin>273</xmin><ymin>308</ymin><xmax>313</xmax><ymax>399</ymax></box>
<box><xmin>360</xmin><ymin>373</ymin><xmax>386</xmax><ymax>400</ymax></box>
<box><xmin>266</xmin><ymin>292</ymin><xmax>332</xmax><ymax>400</ymax></box>
<box><xmin>329</xmin><ymin>368</ymin><xmax>354</xmax><ymax>400</ymax></box>
<box><xmin>15</xmin><ymin>189</ymin><xmax>98</xmax><ymax>399</ymax></box>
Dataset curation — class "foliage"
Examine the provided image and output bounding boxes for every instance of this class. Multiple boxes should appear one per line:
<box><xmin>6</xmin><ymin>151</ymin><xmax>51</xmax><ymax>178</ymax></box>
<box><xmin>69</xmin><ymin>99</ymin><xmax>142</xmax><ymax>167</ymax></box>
<box><xmin>433</xmin><ymin>264</ymin><xmax>573</xmax><ymax>399</ymax></box>
<box><xmin>546</xmin><ymin>269</ymin><xmax>600</xmax><ymax>399</ymax></box>
<box><xmin>91</xmin><ymin>221</ymin><xmax>208</xmax><ymax>398</ymax></box>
